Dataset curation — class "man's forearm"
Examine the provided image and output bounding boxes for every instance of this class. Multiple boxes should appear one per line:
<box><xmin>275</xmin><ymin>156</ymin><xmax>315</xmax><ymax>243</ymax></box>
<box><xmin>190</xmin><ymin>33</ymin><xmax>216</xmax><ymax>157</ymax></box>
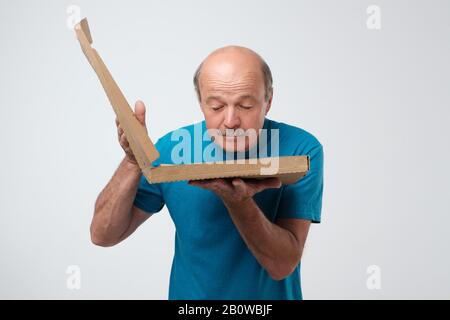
<box><xmin>91</xmin><ymin>156</ymin><xmax>142</xmax><ymax>245</ymax></box>
<box><xmin>223</xmin><ymin>198</ymin><xmax>304</xmax><ymax>280</ymax></box>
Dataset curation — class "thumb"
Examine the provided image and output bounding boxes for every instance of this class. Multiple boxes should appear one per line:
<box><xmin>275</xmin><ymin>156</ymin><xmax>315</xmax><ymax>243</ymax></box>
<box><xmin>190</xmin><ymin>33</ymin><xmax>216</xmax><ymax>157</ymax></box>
<box><xmin>134</xmin><ymin>100</ymin><xmax>147</xmax><ymax>128</ymax></box>
<box><xmin>232</xmin><ymin>178</ymin><xmax>247</xmax><ymax>193</ymax></box>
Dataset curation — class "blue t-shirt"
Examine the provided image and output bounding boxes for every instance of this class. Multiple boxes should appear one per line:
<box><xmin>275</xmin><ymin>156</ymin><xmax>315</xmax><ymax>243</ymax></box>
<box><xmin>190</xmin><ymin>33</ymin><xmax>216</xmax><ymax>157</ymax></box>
<box><xmin>133</xmin><ymin>118</ymin><xmax>324</xmax><ymax>300</ymax></box>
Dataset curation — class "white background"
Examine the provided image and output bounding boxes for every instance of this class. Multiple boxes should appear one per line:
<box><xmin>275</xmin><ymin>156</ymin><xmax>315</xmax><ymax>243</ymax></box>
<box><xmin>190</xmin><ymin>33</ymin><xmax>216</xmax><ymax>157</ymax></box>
<box><xmin>0</xmin><ymin>0</ymin><xmax>449</xmax><ymax>299</ymax></box>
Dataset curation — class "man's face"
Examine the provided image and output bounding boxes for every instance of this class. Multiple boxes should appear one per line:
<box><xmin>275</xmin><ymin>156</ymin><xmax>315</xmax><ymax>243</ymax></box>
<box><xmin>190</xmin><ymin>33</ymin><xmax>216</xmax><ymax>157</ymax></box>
<box><xmin>198</xmin><ymin>51</ymin><xmax>272</xmax><ymax>153</ymax></box>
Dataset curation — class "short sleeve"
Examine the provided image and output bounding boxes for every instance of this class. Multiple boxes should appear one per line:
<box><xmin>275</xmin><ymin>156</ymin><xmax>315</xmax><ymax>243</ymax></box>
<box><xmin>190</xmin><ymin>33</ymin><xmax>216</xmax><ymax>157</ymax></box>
<box><xmin>278</xmin><ymin>144</ymin><xmax>324</xmax><ymax>223</ymax></box>
<box><xmin>132</xmin><ymin>137</ymin><xmax>166</xmax><ymax>214</ymax></box>
<box><xmin>133</xmin><ymin>175</ymin><xmax>165</xmax><ymax>214</ymax></box>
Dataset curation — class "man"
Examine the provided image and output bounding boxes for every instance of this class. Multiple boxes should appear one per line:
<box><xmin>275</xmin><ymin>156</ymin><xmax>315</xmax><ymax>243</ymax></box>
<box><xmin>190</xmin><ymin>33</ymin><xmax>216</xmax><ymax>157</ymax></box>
<box><xmin>91</xmin><ymin>46</ymin><xmax>324</xmax><ymax>299</ymax></box>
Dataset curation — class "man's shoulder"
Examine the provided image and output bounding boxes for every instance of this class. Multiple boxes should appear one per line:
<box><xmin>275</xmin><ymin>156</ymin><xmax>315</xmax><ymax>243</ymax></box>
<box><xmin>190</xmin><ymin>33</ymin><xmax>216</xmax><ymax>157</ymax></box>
<box><xmin>267</xmin><ymin>118</ymin><xmax>322</xmax><ymax>151</ymax></box>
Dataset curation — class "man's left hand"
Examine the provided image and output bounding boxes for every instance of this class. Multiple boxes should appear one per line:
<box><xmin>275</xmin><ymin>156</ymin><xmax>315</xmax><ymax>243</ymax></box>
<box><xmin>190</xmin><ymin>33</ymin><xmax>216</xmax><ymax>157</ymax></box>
<box><xmin>188</xmin><ymin>177</ymin><xmax>282</xmax><ymax>208</ymax></box>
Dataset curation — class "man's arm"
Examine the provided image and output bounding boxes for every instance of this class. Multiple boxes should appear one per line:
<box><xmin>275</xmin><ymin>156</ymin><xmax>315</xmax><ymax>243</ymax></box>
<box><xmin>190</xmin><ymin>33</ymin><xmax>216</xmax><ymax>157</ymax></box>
<box><xmin>188</xmin><ymin>178</ymin><xmax>311</xmax><ymax>280</ymax></box>
<box><xmin>91</xmin><ymin>157</ymin><xmax>151</xmax><ymax>247</ymax></box>
<box><xmin>90</xmin><ymin>100</ymin><xmax>152</xmax><ymax>247</ymax></box>
<box><xmin>226</xmin><ymin>198</ymin><xmax>311</xmax><ymax>280</ymax></box>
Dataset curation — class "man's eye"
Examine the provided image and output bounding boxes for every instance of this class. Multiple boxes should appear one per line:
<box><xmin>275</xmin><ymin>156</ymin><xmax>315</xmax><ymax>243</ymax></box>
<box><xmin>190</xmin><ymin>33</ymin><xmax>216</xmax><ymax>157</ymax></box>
<box><xmin>212</xmin><ymin>105</ymin><xmax>224</xmax><ymax>111</ymax></box>
<box><xmin>239</xmin><ymin>105</ymin><xmax>253</xmax><ymax>110</ymax></box>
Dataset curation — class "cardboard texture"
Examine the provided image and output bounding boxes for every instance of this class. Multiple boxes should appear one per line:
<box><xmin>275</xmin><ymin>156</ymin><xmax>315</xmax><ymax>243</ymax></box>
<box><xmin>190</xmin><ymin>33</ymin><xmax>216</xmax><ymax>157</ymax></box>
<box><xmin>74</xmin><ymin>18</ymin><xmax>310</xmax><ymax>184</ymax></box>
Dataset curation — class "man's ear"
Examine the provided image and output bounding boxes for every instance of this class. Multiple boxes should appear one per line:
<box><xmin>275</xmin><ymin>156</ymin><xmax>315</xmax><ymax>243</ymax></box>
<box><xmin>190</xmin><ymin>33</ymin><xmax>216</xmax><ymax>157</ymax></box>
<box><xmin>265</xmin><ymin>90</ymin><xmax>273</xmax><ymax>115</ymax></box>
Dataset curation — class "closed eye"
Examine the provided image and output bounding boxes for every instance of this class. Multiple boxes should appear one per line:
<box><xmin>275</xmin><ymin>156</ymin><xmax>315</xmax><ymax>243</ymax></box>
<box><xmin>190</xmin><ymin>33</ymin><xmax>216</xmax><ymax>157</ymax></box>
<box><xmin>211</xmin><ymin>105</ymin><xmax>224</xmax><ymax>111</ymax></box>
<box><xmin>239</xmin><ymin>105</ymin><xmax>253</xmax><ymax>110</ymax></box>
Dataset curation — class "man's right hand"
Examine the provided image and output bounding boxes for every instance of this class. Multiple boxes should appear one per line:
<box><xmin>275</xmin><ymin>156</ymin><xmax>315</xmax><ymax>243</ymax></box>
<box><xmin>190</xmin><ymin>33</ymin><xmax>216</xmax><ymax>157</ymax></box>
<box><xmin>116</xmin><ymin>100</ymin><xmax>147</xmax><ymax>166</ymax></box>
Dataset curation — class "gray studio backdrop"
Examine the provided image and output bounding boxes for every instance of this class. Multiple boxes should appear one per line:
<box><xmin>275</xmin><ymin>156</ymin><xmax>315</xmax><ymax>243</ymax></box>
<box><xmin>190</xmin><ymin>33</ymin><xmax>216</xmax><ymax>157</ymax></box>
<box><xmin>0</xmin><ymin>0</ymin><xmax>449</xmax><ymax>299</ymax></box>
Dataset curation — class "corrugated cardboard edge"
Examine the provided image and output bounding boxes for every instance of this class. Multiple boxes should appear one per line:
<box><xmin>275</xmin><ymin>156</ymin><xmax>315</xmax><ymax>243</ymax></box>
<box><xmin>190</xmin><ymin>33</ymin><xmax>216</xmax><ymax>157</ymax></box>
<box><xmin>144</xmin><ymin>156</ymin><xmax>309</xmax><ymax>185</ymax></box>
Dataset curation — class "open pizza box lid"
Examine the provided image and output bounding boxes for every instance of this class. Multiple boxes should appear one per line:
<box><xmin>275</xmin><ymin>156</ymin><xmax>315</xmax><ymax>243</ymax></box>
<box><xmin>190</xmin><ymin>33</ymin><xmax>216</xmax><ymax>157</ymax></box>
<box><xmin>74</xmin><ymin>18</ymin><xmax>309</xmax><ymax>185</ymax></box>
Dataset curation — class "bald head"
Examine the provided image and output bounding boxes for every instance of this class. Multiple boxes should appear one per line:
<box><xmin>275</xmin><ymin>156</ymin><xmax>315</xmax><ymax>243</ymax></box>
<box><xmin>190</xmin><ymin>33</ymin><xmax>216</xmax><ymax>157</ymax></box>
<box><xmin>193</xmin><ymin>46</ymin><xmax>274</xmax><ymax>152</ymax></box>
<box><xmin>193</xmin><ymin>46</ymin><xmax>273</xmax><ymax>102</ymax></box>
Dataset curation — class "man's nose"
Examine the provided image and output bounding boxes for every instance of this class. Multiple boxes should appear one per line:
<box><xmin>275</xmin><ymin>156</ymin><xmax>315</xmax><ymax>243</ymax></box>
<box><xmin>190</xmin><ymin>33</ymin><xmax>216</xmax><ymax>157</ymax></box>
<box><xmin>223</xmin><ymin>106</ymin><xmax>240</xmax><ymax>129</ymax></box>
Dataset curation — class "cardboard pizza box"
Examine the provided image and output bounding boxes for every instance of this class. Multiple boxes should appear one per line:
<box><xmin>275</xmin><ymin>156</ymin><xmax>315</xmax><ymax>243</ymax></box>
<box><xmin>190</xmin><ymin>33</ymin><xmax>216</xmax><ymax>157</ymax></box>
<box><xmin>74</xmin><ymin>18</ymin><xmax>309</xmax><ymax>185</ymax></box>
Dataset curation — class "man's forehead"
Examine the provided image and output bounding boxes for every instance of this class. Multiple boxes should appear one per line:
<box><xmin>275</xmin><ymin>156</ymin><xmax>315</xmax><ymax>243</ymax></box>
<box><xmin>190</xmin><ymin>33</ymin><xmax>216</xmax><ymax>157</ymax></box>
<box><xmin>205</xmin><ymin>94</ymin><xmax>258</xmax><ymax>102</ymax></box>
<box><xmin>201</xmin><ymin>59</ymin><xmax>262</xmax><ymax>79</ymax></box>
<box><xmin>202</xmin><ymin>70</ymin><xmax>260</xmax><ymax>84</ymax></box>
<box><xmin>199</xmin><ymin>65</ymin><xmax>264</xmax><ymax>93</ymax></box>
<box><xmin>200</xmin><ymin>61</ymin><xmax>264</xmax><ymax>91</ymax></box>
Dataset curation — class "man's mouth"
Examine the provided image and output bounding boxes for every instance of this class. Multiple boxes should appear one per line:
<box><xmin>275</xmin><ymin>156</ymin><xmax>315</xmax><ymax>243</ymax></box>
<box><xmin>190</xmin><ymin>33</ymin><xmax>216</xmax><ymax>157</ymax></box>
<box><xmin>217</xmin><ymin>129</ymin><xmax>247</xmax><ymax>137</ymax></box>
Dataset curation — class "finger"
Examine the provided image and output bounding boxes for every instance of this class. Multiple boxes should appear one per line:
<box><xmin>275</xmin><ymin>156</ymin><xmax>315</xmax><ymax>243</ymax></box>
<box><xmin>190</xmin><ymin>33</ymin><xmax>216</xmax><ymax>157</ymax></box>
<box><xmin>266</xmin><ymin>177</ymin><xmax>282</xmax><ymax>189</ymax></box>
<box><xmin>206</xmin><ymin>178</ymin><xmax>232</xmax><ymax>189</ymax></box>
<box><xmin>134</xmin><ymin>100</ymin><xmax>147</xmax><ymax>127</ymax></box>
<box><xmin>117</xmin><ymin>126</ymin><xmax>124</xmax><ymax>142</ymax></box>
<box><xmin>188</xmin><ymin>180</ymin><xmax>210</xmax><ymax>190</ymax></box>
<box><xmin>120</xmin><ymin>133</ymin><xmax>129</xmax><ymax>148</ymax></box>
<box><xmin>254</xmin><ymin>177</ymin><xmax>282</xmax><ymax>190</ymax></box>
<box><xmin>209</xmin><ymin>179</ymin><xmax>234</xmax><ymax>193</ymax></box>
<box><xmin>189</xmin><ymin>179</ymin><xmax>215</xmax><ymax>188</ymax></box>
<box><xmin>242</xmin><ymin>177</ymin><xmax>281</xmax><ymax>193</ymax></box>
<box><xmin>231</xmin><ymin>178</ymin><xmax>247</xmax><ymax>193</ymax></box>
<box><xmin>189</xmin><ymin>179</ymin><xmax>231</xmax><ymax>193</ymax></box>
<box><xmin>232</xmin><ymin>178</ymin><xmax>244</xmax><ymax>186</ymax></box>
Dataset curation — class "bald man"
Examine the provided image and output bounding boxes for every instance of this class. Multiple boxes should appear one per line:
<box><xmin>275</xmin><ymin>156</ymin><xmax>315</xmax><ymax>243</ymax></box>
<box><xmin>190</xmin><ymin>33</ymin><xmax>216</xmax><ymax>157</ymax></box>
<box><xmin>91</xmin><ymin>46</ymin><xmax>324</xmax><ymax>300</ymax></box>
